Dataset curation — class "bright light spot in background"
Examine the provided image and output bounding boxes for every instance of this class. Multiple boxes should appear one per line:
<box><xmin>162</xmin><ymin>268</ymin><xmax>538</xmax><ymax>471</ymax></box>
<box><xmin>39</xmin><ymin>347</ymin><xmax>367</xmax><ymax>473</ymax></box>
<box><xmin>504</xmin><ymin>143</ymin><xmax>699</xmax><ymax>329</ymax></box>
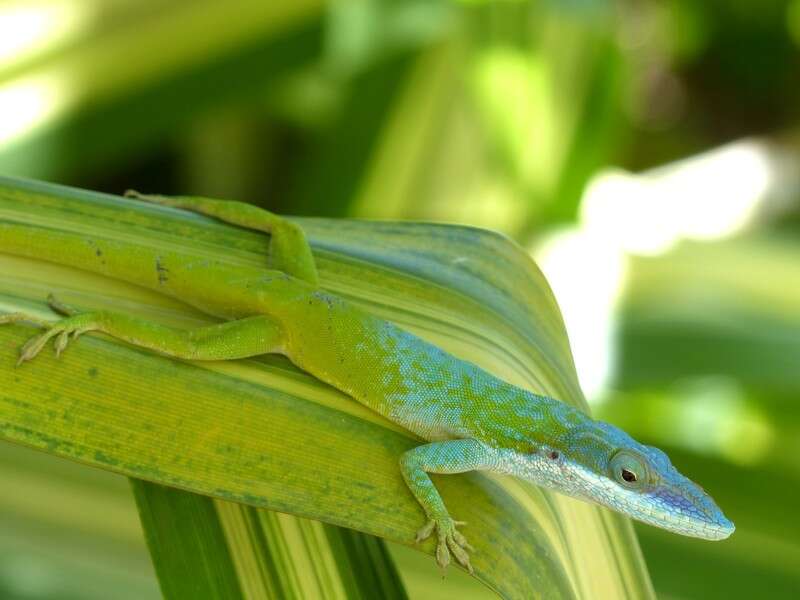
<box><xmin>0</xmin><ymin>1</ymin><xmax>89</xmax><ymax>69</ymax></box>
<box><xmin>536</xmin><ymin>228</ymin><xmax>628</xmax><ymax>400</ymax></box>
<box><xmin>0</xmin><ymin>2</ymin><xmax>91</xmax><ymax>149</ymax></box>
<box><xmin>0</xmin><ymin>75</ymin><xmax>65</xmax><ymax>148</ymax></box>
<box><xmin>532</xmin><ymin>138</ymin><xmax>794</xmax><ymax>401</ymax></box>
<box><xmin>581</xmin><ymin>141</ymin><xmax>779</xmax><ymax>255</ymax></box>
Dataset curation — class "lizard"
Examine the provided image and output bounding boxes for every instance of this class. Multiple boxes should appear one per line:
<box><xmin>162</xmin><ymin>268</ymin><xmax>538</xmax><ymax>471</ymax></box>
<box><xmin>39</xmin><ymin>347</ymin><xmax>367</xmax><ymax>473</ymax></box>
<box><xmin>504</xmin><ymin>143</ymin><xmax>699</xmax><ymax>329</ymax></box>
<box><xmin>0</xmin><ymin>192</ymin><xmax>734</xmax><ymax>573</ymax></box>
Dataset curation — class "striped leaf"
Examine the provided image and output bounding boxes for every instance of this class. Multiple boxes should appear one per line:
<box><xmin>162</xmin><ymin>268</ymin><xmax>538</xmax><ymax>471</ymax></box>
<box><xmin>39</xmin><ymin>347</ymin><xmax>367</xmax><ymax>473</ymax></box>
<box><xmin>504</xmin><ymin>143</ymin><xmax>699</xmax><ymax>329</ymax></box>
<box><xmin>0</xmin><ymin>176</ymin><xmax>653</xmax><ymax>599</ymax></box>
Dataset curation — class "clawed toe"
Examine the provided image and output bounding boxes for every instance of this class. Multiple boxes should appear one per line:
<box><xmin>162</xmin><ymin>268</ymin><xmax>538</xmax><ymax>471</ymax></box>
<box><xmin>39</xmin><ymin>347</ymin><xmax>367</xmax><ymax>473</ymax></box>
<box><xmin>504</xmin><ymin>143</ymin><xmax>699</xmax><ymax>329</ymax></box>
<box><xmin>452</xmin><ymin>528</ymin><xmax>474</xmax><ymax>552</ymax></box>
<box><xmin>446</xmin><ymin>533</ymin><xmax>473</xmax><ymax>573</ymax></box>
<box><xmin>2</xmin><ymin>306</ymin><xmax>91</xmax><ymax>365</ymax></box>
<box><xmin>415</xmin><ymin>517</ymin><xmax>474</xmax><ymax>574</ymax></box>
<box><xmin>54</xmin><ymin>331</ymin><xmax>71</xmax><ymax>357</ymax></box>
<box><xmin>0</xmin><ymin>313</ymin><xmax>50</xmax><ymax>328</ymax></box>
<box><xmin>415</xmin><ymin>519</ymin><xmax>436</xmax><ymax>543</ymax></box>
<box><xmin>47</xmin><ymin>294</ymin><xmax>78</xmax><ymax>316</ymax></box>
<box><xmin>17</xmin><ymin>330</ymin><xmax>56</xmax><ymax>365</ymax></box>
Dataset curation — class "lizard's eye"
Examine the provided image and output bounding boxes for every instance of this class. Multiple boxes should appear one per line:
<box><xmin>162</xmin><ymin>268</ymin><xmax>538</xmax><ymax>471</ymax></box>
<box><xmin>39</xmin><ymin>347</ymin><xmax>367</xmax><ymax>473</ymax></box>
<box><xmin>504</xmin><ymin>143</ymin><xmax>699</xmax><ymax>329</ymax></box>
<box><xmin>610</xmin><ymin>451</ymin><xmax>647</xmax><ymax>489</ymax></box>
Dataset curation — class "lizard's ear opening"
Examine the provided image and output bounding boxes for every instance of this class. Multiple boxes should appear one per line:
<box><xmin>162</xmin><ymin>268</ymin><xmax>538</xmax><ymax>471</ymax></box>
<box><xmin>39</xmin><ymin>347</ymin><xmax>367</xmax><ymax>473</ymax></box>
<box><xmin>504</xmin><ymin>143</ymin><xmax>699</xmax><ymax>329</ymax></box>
<box><xmin>609</xmin><ymin>451</ymin><xmax>650</xmax><ymax>490</ymax></box>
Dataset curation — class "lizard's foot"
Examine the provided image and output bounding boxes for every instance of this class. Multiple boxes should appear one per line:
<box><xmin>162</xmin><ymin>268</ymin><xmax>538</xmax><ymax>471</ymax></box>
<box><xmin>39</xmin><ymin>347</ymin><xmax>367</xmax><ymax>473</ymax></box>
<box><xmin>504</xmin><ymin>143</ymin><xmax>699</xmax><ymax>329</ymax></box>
<box><xmin>416</xmin><ymin>516</ymin><xmax>474</xmax><ymax>573</ymax></box>
<box><xmin>1</xmin><ymin>309</ymin><xmax>98</xmax><ymax>366</ymax></box>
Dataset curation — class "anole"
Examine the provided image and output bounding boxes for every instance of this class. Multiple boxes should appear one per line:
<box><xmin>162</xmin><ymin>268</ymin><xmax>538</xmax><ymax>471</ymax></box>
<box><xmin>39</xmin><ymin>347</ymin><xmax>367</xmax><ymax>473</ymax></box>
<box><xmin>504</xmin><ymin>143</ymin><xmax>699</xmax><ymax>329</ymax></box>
<box><xmin>0</xmin><ymin>193</ymin><xmax>734</xmax><ymax>572</ymax></box>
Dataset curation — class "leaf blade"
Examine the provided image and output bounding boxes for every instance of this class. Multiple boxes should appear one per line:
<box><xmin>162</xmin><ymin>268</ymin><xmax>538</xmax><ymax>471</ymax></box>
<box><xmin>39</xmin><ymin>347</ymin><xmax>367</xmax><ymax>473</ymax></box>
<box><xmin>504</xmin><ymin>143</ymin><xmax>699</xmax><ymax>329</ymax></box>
<box><xmin>0</xmin><ymin>176</ymin><xmax>652</xmax><ymax>599</ymax></box>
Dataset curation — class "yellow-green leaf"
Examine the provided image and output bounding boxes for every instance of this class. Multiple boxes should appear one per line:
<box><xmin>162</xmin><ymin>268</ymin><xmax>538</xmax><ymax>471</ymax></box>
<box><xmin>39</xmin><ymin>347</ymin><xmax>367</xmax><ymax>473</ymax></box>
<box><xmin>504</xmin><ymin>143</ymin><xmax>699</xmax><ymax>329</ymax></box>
<box><xmin>0</xmin><ymin>176</ymin><xmax>653</xmax><ymax>599</ymax></box>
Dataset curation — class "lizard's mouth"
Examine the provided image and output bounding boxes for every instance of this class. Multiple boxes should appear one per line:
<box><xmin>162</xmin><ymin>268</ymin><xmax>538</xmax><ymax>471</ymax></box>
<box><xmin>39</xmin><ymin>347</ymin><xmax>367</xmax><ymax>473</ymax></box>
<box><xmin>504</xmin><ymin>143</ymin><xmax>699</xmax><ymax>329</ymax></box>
<box><xmin>564</xmin><ymin>459</ymin><xmax>735</xmax><ymax>540</ymax></box>
<box><xmin>636</xmin><ymin>506</ymin><xmax>735</xmax><ymax>540</ymax></box>
<box><xmin>628</xmin><ymin>482</ymin><xmax>735</xmax><ymax>541</ymax></box>
<box><xmin>706</xmin><ymin>517</ymin><xmax>735</xmax><ymax>540</ymax></box>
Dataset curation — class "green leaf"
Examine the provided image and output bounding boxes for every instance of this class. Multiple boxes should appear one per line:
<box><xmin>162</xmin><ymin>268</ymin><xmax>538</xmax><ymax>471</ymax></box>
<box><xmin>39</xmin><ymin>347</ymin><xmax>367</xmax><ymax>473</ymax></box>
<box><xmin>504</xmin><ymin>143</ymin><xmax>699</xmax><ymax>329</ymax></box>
<box><xmin>131</xmin><ymin>481</ymin><xmax>245</xmax><ymax>599</ymax></box>
<box><xmin>133</xmin><ymin>480</ymin><xmax>409</xmax><ymax>599</ymax></box>
<box><xmin>0</xmin><ymin>175</ymin><xmax>653</xmax><ymax>599</ymax></box>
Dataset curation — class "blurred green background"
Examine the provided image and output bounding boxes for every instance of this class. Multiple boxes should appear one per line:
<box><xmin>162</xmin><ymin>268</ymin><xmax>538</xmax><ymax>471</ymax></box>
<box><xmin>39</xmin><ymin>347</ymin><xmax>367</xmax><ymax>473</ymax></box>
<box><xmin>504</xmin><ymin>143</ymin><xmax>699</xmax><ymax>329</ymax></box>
<box><xmin>1</xmin><ymin>1</ymin><xmax>798</xmax><ymax>598</ymax></box>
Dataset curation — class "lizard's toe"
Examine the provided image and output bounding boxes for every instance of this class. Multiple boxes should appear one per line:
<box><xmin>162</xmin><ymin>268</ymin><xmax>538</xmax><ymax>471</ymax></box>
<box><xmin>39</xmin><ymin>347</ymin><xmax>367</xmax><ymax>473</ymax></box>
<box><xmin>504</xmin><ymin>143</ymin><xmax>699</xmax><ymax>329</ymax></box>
<box><xmin>435</xmin><ymin>534</ymin><xmax>451</xmax><ymax>570</ymax></box>
<box><xmin>9</xmin><ymin>313</ymin><xmax>93</xmax><ymax>365</ymax></box>
<box><xmin>1</xmin><ymin>310</ymin><xmax>72</xmax><ymax>365</ymax></box>
<box><xmin>418</xmin><ymin>516</ymin><xmax>474</xmax><ymax>573</ymax></box>
<box><xmin>445</xmin><ymin>525</ymin><xmax>474</xmax><ymax>573</ymax></box>
<box><xmin>415</xmin><ymin>519</ymin><xmax>436</xmax><ymax>544</ymax></box>
<box><xmin>17</xmin><ymin>332</ymin><xmax>51</xmax><ymax>365</ymax></box>
<box><xmin>54</xmin><ymin>330</ymin><xmax>70</xmax><ymax>357</ymax></box>
<box><xmin>1</xmin><ymin>312</ymin><xmax>50</xmax><ymax>328</ymax></box>
<box><xmin>447</xmin><ymin>534</ymin><xmax>473</xmax><ymax>573</ymax></box>
<box><xmin>452</xmin><ymin>527</ymin><xmax>474</xmax><ymax>553</ymax></box>
<box><xmin>47</xmin><ymin>294</ymin><xmax>78</xmax><ymax>316</ymax></box>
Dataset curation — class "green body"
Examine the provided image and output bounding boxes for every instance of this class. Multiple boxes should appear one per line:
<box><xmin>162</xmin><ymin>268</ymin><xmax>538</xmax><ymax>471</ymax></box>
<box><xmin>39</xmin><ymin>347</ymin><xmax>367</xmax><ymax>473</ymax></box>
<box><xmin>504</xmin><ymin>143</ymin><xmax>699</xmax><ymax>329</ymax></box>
<box><xmin>0</xmin><ymin>194</ymin><xmax>733</xmax><ymax>573</ymax></box>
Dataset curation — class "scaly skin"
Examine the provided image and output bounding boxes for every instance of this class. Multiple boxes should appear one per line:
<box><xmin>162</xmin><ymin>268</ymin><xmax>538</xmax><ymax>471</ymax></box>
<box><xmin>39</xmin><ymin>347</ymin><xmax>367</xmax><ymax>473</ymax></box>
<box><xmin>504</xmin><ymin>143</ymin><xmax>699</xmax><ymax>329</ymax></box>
<box><xmin>0</xmin><ymin>193</ymin><xmax>734</xmax><ymax>573</ymax></box>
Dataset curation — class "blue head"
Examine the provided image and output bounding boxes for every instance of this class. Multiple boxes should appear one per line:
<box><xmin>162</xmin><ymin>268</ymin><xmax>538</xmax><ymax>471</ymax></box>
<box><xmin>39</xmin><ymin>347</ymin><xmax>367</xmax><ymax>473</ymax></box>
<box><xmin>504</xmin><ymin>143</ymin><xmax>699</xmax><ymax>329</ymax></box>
<box><xmin>546</xmin><ymin>419</ymin><xmax>734</xmax><ymax>540</ymax></box>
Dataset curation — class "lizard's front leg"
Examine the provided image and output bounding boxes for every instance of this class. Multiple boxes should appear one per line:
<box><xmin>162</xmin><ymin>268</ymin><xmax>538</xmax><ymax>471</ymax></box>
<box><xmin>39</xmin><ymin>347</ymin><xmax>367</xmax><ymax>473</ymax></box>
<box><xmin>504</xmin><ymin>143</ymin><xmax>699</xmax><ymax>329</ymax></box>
<box><xmin>400</xmin><ymin>438</ymin><xmax>496</xmax><ymax>573</ymax></box>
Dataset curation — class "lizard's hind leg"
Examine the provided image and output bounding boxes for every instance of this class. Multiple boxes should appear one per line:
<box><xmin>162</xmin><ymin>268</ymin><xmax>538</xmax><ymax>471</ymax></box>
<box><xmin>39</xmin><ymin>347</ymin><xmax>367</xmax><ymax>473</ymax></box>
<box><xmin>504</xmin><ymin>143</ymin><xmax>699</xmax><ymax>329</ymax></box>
<box><xmin>125</xmin><ymin>191</ymin><xmax>318</xmax><ymax>287</ymax></box>
<box><xmin>2</xmin><ymin>301</ymin><xmax>285</xmax><ymax>366</ymax></box>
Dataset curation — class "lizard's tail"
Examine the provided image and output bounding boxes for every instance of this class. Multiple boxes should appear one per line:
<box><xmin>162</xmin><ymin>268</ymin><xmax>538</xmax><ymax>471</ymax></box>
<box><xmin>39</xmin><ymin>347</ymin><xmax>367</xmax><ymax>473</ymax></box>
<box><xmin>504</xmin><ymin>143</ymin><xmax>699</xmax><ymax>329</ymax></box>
<box><xmin>1</xmin><ymin>220</ymin><xmax>300</xmax><ymax>320</ymax></box>
<box><xmin>0</xmin><ymin>221</ymin><xmax>188</xmax><ymax>294</ymax></box>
